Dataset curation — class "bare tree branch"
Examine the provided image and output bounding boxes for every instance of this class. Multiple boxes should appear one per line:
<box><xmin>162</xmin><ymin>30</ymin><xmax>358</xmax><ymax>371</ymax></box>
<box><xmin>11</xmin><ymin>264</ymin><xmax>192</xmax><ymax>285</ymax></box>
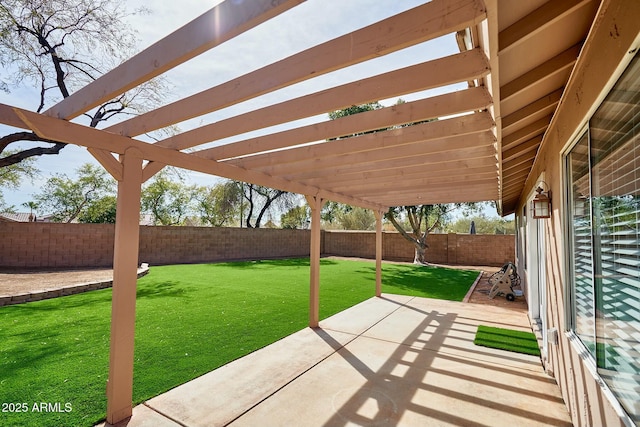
<box><xmin>0</xmin><ymin>143</ymin><xmax>66</xmax><ymax>168</ymax></box>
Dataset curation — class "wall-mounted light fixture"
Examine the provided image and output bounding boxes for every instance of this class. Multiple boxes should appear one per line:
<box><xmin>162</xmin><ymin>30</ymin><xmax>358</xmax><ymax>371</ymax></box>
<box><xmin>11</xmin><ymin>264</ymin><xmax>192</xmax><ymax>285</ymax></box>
<box><xmin>532</xmin><ymin>183</ymin><xmax>552</xmax><ymax>219</ymax></box>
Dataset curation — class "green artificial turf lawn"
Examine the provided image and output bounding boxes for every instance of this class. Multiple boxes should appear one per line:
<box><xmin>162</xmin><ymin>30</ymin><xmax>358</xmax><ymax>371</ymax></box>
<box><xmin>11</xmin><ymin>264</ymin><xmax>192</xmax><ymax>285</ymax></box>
<box><xmin>474</xmin><ymin>325</ymin><xmax>541</xmax><ymax>357</ymax></box>
<box><xmin>0</xmin><ymin>258</ymin><xmax>477</xmax><ymax>427</ymax></box>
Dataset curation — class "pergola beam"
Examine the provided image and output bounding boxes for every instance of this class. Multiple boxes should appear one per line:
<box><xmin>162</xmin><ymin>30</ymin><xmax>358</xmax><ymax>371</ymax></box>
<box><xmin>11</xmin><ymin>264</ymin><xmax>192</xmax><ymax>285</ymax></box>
<box><xmin>502</xmin><ymin>135</ymin><xmax>543</xmax><ymax>163</ymax></box>
<box><xmin>374</xmin><ymin>210</ymin><xmax>383</xmax><ymax>297</ymax></box>
<box><xmin>87</xmin><ymin>148</ymin><xmax>123</xmax><ymax>181</ymax></box>
<box><xmin>46</xmin><ymin>0</ymin><xmax>304</xmax><ymax>121</ymax></box>
<box><xmin>160</xmin><ymin>48</ymin><xmax>491</xmax><ymax>151</ymax></box>
<box><xmin>283</xmin><ymin>145</ymin><xmax>497</xmax><ymax>182</ymax></box>
<box><xmin>298</xmin><ymin>159</ymin><xmax>498</xmax><ymax>187</ymax></box>
<box><xmin>226</xmin><ymin>112</ymin><xmax>494</xmax><ymax>170</ymax></box>
<box><xmin>328</xmin><ymin>171</ymin><xmax>498</xmax><ymax>194</ymax></box>
<box><xmin>305</xmin><ymin>195</ymin><xmax>325</xmax><ymax>328</ymax></box>
<box><xmin>0</xmin><ymin>104</ymin><xmax>28</xmax><ymax>129</ymax></box>
<box><xmin>106</xmin><ymin>148</ymin><xmax>143</xmax><ymax>423</ymax></box>
<box><xmin>375</xmin><ymin>189</ymin><xmax>499</xmax><ymax>206</ymax></box>
<box><xmin>257</xmin><ymin>131</ymin><xmax>496</xmax><ymax>178</ymax></box>
<box><xmin>501</xmin><ymin>117</ymin><xmax>550</xmax><ymax>151</ymax></box>
<box><xmin>503</xmin><ymin>152</ymin><xmax>536</xmax><ymax>173</ymax></box>
<box><xmin>498</xmin><ymin>0</ymin><xmax>590</xmax><ymax>53</ymax></box>
<box><xmin>374</xmin><ymin>182</ymin><xmax>498</xmax><ymax>198</ymax></box>
<box><xmin>351</xmin><ymin>178</ymin><xmax>498</xmax><ymax>198</ymax></box>
<box><xmin>501</xmin><ymin>89</ymin><xmax>562</xmax><ymax>132</ymax></box>
<box><xmin>502</xmin><ymin>171</ymin><xmax>532</xmax><ymax>193</ymax></box>
<box><xmin>105</xmin><ymin>0</ymin><xmax>488</xmax><ymax>138</ymax></box>
<box><xmin>500</xmin><ymin>45</ymin><xmax>580</xmax><ymax>103</ymax></box>
<box><xmin>197</xmin><ymin>87</ymin><xmax>493</xmax><ymax>161</ymax></box>
<box><xmin>324</xmin><ymin>168</ymin><xmax>497</xmax><ymax>192</ymax></box>
<box><xmin>12</xmin><ymin>106</ymin><xmax>385</xmax><ymax>211</ymax></box>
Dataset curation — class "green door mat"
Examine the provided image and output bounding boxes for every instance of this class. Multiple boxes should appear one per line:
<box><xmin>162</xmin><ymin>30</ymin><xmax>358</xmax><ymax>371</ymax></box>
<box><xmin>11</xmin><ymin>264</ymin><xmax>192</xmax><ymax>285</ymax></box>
<box><xmin>474</xmin><ymin>325</ymin><xmax>541</xmax><ymax>357</ymax></box>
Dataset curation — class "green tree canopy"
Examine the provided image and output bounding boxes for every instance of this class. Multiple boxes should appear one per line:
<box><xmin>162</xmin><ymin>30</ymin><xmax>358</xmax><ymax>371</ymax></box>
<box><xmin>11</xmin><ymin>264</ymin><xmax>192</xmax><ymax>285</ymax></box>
<box><xmin>447</xmin><ymin>214</ymin><xmax>515</xmax><ymax>234</ymax></box>
<box><xmin>194</xmin><ymin>180</ymin><xmax>242</xmax><ymax>227</ymax></box>
<box><xmin>240</xmin><ymin>183</ymin><xmax>299</xmax><ymax>228</ymax></box>
<box><xmin>0</xmin><ymin>151</ymin><xmax>38</xmax><ymax>211</ymax></box>
<box><xmin>281</xmin><ymin>205</ymin><xmax>309</xmax><ymax>229</ymax></box>
<box><xmin>78</xmin><ymin>195</ymin><xmax>117</xmax><ymax>223</ymax></box>
<box><xmin>335</xmin><ymin>207</ymin><xmax>376</xmax><ymax>230</ymax></box>
<box><xmin>34</xmin><ymin>163</ymin><xmax>115</xmax><ymax>222</ymax></box>
<box><xmin>141</xmin><ymin>172</ymin><xmax>194</xmax><ymax>226</ymax></box>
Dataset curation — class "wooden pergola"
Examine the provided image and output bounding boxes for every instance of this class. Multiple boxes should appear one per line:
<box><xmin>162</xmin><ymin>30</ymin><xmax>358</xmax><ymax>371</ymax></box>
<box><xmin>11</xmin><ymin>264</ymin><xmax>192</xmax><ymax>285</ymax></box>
<box><xmin>0</xmin><ymin>0</ymin><xmax>600</xmax><ymax>423</ymax></box>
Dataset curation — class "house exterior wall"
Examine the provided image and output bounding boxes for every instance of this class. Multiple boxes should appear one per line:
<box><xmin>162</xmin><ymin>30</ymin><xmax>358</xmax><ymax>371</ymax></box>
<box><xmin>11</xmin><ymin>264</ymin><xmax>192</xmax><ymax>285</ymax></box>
<box><xmin>0</xmin><ymin>223</ymin><xmax>514</xmax><ymax>268</ymax></box>
<box><xmin>514</xmin><ymin>1</ymin><xmax>640</xmax><ymax>425</ymax></box>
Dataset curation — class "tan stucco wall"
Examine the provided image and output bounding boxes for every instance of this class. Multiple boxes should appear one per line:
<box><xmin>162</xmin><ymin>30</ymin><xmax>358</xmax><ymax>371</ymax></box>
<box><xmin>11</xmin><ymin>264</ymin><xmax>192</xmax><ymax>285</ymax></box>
<box><xmin>514</xmin><ymin>1</ymin><xmax>640</xmax><ymax>425</ymax></box>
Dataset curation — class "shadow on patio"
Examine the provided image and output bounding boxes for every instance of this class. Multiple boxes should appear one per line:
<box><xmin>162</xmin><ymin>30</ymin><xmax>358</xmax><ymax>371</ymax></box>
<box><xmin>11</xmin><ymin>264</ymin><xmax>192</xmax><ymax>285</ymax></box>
<box><xmin>100</xmin><ymin>295</ymin><xmax>571</xmax><ymax>427</ymax></box>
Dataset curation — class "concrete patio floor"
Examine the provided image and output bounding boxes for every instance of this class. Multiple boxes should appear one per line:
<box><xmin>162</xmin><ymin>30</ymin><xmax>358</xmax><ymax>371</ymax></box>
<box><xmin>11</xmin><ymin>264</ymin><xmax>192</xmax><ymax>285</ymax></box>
<box><xmin>100</xmin><ymin>295</ymin><xmax>571</xmax><ymax>427</ymax></box>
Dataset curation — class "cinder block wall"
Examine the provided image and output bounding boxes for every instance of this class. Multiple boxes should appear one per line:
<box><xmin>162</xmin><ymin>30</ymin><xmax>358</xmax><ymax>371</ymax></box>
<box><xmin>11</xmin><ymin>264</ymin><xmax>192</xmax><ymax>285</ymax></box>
<box><xmin>0</xmin><ymin>222</ymin><xmax>116</xmax><ymax>268</ymax></box>
<box><xmin>138</xmin><ymin>226</ymin><xmax>310</xmax><ymax>265</ymax></box>
<box><xmin>0</xmin><ymin>223</ymin><xmax>514</xmax><ymax>268</ymax></box>
<box><xmin>454</xmin><ymin>234</ymin><xmax>514</xmax><ymax>266</ymax></box>
<box><xmin>323</xmin><ymin>231</ymin><xmax>513</xmax><ymax>266</ymax></box>
<box><xmin>0</xmin><ymin>223</ymin><xmax>309</xmax><ymax>268</ymax></box>
<box><xmin>322</xmin><ymin>230</ymin><xmax>377</xmax><ymax>259</ymax></box>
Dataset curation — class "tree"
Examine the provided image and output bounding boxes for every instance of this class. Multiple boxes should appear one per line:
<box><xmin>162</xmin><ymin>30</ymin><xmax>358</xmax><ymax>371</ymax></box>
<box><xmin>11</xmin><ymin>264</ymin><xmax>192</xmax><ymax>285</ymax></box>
<box><xmin>0</xmin><ymin>0</ymin><xmax>165</xmax><ymax>168</ymax></box>
<box><xmin>328</xmin><ymin>102</ymin><xmax>478</xmax><ymax>264</ymax></box>
<box><xmin>194</xmin><ymin>180</ymin><xmax>242</xmax><ymax>227</ymax></box>
<box><xmin>240</xmin><ymin>183</ymin><xmax>299</xmax><ymax>228</ymax></box>
<box><xmin>0</xmin><ymin>151</ymin><xmax>38</xmax><ymax>211</ymax></box>
<box><xmin>21</xmin><ymin>200</ymin><xmax>38</xmax><ymax>221</ymax></box>
<box><xmin>386</xmin><ymin>204</ymin><xmax>479</xmax><ymax>264</ymax></box>
<box><xmin>321</xmin><ymin>202</ymin><xmax>376</xmax><ymax>230</ymax></box>
<box><xmin>321</xmin><ymin>201</ymin><xmax>348</xmax><ymax>225</ymax></box>
<box><xmin>78</xmin><ymin>195</ymin><xmax>117</xmax><ymax>223</ymax></box>
<box><xmin>447</xmin><ymin>214</ymin><xmax>515</xmax><ymax>234</ymax></box>
<box><xmin>281</xmin><ymin>205</ymin><xmax>309</xmax><ymax>229</ymax></box>
<box><xmin>34</xmin><ymin>163</ymin><xmax>115</xmax><ymax>222</ymax></box>
<box><xmin>335</xmin><ymin>207</ymin><xmax>376</xmax><ymax>230</ymax></box>
<box><xmin>141</xmin><ymin>172</ymin><xmax>194</xmax><ymax>226</ymax></box>
<box><xmin>328</xmin><ymin>102</ymin><xmax>383</xmax><ymax>120</ymax></box>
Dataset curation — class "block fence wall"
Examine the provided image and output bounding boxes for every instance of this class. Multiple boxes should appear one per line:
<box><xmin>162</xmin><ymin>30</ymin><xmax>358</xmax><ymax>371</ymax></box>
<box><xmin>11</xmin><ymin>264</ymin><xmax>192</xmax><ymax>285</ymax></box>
<box><xmin>0</xmin><ymin>223</ymin><xmax>514</xmax><ymax>268</ymax></box>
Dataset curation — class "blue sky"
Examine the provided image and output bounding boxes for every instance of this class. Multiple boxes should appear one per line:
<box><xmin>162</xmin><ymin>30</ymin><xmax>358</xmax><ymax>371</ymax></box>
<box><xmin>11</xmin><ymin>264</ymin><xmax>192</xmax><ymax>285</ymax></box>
<box><xmin>1</xmin><ymin>0</ymin><xmax>465</xmax><ymax>210</ymax></box>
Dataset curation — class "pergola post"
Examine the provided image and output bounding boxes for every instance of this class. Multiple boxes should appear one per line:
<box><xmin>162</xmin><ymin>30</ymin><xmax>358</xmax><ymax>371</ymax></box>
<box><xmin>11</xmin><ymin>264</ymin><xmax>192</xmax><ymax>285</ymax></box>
<box><xmin>375</xmin><ymin>210</ymin><xmax>383</xmax><ymax>297</ymax></box>
<box><xmin>305</xmin><ymin>195</ymin><xmax>325</xmax><ymax>328</ymax></box>
<box><xmin>106</xmin><ymin>148</ymin><xmax>144</xmax><ymax>425</ymax></box>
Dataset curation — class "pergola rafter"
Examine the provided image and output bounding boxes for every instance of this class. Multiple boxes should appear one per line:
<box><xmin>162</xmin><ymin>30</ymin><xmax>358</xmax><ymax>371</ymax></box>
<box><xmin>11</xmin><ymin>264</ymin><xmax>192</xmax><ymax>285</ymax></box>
<box><xmin>252</xmin><ymin>134</ymin><xmax>496</xmax><ymax>180</ymax></box>
<box><xmin>101</xmin><ymin>0</ymin><xmax>488</xmax><ymax>139</ymax></box>
<box><xmin>13</xmin><ymin>106</ymin><xmax>386</xmax><ymax>211</ymax></box>
<box><xmin>281</xmin><ymin>143</ymin><xmax>497</xmax><ymax>181</ymax></box>
<box><xmin>158</xmin><ymin>48</ymin><xmax>491</xmax><ymax>152</ymax></box>
<box><xmin>45</xmin><ymin>0</ymin><xmax>307</xmax><ymax>121</ymax></box>
<box><xmin>298</xmin><ymin>159</ymin><xmax>498</xmax><ymax>187</ymax></box>
<box><xmin>226</xmin><ymin>112</ymin><xmax>495</xmax><ymax>170</ymax></box>
<box><xmin>196</xmin><ymin>87</ymin><xmax>493</xmax><ymax>161</ymax></box>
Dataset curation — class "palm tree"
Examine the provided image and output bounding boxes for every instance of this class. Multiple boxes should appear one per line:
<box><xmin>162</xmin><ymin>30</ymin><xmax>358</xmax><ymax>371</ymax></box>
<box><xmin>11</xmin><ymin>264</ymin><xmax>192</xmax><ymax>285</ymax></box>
<box><xmin>22</xmin><ymin>201</ymin><xmax>38</xmax><ymax>222</ymax></box>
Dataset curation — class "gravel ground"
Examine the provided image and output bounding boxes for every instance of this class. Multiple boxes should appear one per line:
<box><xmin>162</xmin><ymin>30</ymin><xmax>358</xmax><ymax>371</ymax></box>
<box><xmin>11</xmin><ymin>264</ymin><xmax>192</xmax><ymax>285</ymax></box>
<box><xmin>0</xmin><ymin>259</ymin><xmax>527</xmax><ymax>310</ymax></box>
<box><xmin>0</xmin><ymin>268</ymin><xmax>115</xmax><ymax>296</ymax></box>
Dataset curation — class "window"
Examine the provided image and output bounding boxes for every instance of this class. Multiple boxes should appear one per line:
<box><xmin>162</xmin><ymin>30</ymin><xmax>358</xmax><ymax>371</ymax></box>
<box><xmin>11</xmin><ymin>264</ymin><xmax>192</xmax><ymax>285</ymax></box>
<box><xmin>566</xmin><ymin>53</ymin><xmax>640</xmax><ymax>425</ymax></box>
